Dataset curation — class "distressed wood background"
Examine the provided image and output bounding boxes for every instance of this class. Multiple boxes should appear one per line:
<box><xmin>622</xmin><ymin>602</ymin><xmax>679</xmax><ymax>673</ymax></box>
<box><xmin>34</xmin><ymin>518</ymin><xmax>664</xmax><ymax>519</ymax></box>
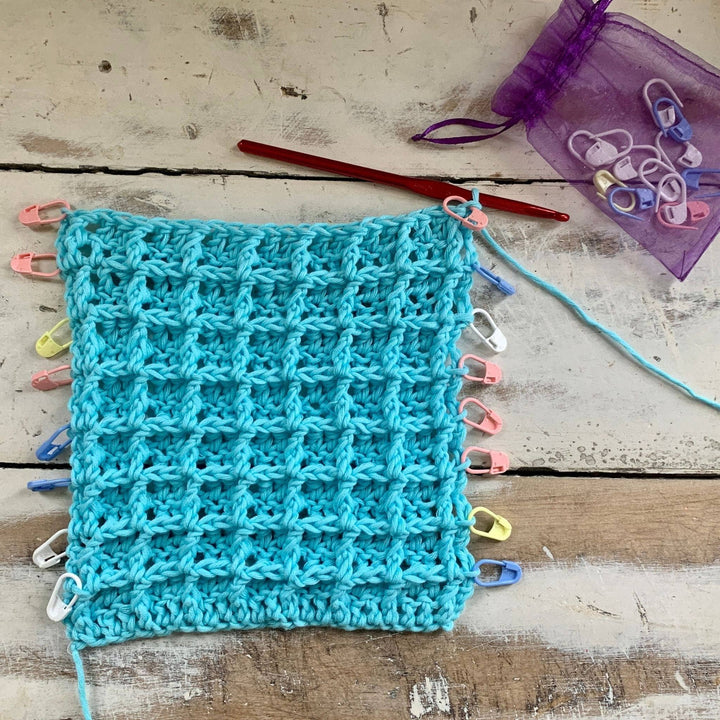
<box><xmin>1</xmin><ymin>1</ymin><xmax>719</xmax><ymax>719</ymax></box>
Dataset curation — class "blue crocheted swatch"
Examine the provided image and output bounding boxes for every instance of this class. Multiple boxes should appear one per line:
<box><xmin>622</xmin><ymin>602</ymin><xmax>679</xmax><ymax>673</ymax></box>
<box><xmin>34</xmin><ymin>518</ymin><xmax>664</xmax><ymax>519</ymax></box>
<box><xmin>55</xmin><ymin>205</ymin><xmax>478</xmax><ymax>649</ymax></box>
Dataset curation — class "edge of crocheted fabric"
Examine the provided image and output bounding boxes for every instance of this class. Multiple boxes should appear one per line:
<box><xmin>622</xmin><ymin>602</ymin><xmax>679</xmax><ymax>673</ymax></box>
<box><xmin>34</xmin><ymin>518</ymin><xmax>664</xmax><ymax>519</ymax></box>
<box><xmin>55</xmin><ymin>205</ymin><xmax>479</xmax><ymax>650</ymax></box>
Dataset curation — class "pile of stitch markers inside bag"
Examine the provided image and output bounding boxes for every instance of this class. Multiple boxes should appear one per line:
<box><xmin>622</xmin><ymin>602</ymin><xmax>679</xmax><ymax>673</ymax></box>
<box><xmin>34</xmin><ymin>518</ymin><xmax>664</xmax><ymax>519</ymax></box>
<box><xmin>412</xmin><ymin>0</ymin><xmax>720</xmax><ymax>280</ymax></box>
<box><xmin>568</xmin><ymin>78</ymin><xmax>718</xmax><ymax>231</ymax></box>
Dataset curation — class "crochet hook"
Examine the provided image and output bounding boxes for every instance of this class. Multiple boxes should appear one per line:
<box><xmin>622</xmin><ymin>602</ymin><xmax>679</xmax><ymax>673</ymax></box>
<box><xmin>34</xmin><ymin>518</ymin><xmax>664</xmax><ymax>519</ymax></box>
<box><xmin>237</xmin><ymin>139</ymin><xmax>570</xmax><ymax>222</ymax></box>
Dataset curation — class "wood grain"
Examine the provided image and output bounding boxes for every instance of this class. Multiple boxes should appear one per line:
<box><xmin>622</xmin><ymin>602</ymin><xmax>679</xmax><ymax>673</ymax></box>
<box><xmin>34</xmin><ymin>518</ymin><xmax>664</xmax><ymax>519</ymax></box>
<box><xmin>2</xmin><ymin>173</ymin><xmax>717</xmax><ymax>472</ymax></box>
<box><xmin>6</xmin><ymin>470</ymin><xmax>720</xmax><ymax>719</ymax></box>
<box><xmin>0</xmin><ymin>1</ymin><xmax>718</xmax><ymax>177</ymax></box>
<box><xmin>10</xmin><ymin>473</ymin><xmax>719</xmax><ymax>570</ymax></box>
<box><xmin>2</xmin><ymin>1</ymin><xmax>720</xmax><ymax>718</ymax></box>
<box><xmin>466</xmin><ymin>476</ymin><xmax>720</xmax><ymax>565</ymax></box>
<box><xmin>51</xmin><ymin>632</ymin><xmax>720</xmax><ymax>720</ymax></box>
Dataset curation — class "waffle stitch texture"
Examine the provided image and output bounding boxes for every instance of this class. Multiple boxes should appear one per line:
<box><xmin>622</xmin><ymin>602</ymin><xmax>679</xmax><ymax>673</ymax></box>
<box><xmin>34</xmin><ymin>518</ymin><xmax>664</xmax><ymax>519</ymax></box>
<box><xmin>55</xmin><ymin>205</ymin><xmax>479</xmax><ymax>650</ymax></box>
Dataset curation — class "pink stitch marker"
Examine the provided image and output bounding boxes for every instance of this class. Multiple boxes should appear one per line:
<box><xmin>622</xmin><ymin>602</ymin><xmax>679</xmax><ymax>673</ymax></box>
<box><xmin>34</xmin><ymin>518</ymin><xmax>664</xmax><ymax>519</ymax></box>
<box><xmin>459</xmin><ymin>398</ymin><xmax>503</xmax><ymax>435</ymax></box>
<box><xmin>458</xmin><ymin>354</ymin><xmax>502</xmax><ymax>384</ymax></box>
<box><xmin>461</xmin><ymin>446</ymin><xmax>510</xmax><ymax>475</ymax></box>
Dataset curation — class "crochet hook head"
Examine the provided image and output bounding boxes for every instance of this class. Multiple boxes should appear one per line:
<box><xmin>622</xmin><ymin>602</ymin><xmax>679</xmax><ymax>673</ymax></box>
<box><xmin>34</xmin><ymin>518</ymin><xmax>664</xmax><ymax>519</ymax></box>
<box><xmin>237</xmin><ymin>140</ymin><xmax>570</xmax><ymax>222</ymax></box>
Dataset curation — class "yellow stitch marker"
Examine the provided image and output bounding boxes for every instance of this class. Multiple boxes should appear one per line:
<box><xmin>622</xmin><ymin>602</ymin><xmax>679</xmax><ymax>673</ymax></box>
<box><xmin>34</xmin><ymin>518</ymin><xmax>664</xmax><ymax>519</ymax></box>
<box><xmin>593</xmin><ymin>169</ymin><xmax>633</xmax><ymax>207</ymax></box>
<box><xmin>36</xmin><ymin>317</ymin><xmax>72</xmax><ymax>358</ymax></box>
<box><xmin>468</xmin><ymin>506</ymin><xmax>512</xmax><ymax>542</ymax></box>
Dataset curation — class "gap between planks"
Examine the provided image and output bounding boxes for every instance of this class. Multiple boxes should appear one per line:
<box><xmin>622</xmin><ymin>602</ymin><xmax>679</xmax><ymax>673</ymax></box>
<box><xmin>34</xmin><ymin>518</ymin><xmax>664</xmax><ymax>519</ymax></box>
<box><xmin>4</xmin><ymin>461</ymin><xmax>719</xmax><ymax>480</ymax></box>
<box><xmin>0</xmin><ymin>162</ymin><xmax>574</xmax><ymax>184</ymax></box>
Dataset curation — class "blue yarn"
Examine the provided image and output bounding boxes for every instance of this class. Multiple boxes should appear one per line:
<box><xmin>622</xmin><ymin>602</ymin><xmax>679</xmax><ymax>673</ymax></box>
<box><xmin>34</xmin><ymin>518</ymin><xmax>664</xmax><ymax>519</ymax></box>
<box><xmin>54</xmin><ymin>205</ymin><xmax>480</xmax><ymax>657</ymax></box>
<box><xmin>467</xmin><ymin>191</ymin><xmax>720</xmax><ymax>412</ymax></box>
<box><xmin>71</xmin><ymin>645</ymin><xmax>92</xmax><ymax>720</ymax></box>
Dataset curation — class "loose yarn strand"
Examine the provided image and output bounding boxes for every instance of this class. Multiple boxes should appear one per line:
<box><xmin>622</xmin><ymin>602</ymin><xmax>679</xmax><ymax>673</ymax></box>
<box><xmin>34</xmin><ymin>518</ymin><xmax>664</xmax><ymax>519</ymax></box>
<box><xmin>477</xmin><ymin>226</ymin><xmax>720</xmax><ymax>412</ymax></box>
<box><xmin>71</xmin><ymin>645</ymin><xmax>93</xmax><ymax>720</ymax></box>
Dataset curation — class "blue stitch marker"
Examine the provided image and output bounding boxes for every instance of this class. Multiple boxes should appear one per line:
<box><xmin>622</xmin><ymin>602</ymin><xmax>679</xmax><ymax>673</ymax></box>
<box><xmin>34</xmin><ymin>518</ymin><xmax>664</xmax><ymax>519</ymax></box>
<box><xmin>27</xmin><ymin>478</ymin><xmax>71</xmax><ymax>492</ymax></box>
<box><xmin>36</xmin><ymin>423</ymin><xmax>72</xmax><ymax>461</ymax></box>
<box><xmin>472</xmin><ymin>559</ymin><xmax>523</xmax><ymax>587</ymax></box>
<box><xmin>472</xmin><ymin>261</ymin><xmax>515</xmax><ymax>295</ymax></box>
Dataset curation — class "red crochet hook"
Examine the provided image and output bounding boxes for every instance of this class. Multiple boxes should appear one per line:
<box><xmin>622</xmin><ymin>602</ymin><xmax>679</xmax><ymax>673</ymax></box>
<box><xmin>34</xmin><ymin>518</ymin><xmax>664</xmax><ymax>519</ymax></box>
<box><xmin>237</xmin><ymin>139</ymin><xmax>570</xmax><ymax>222</ymax></box>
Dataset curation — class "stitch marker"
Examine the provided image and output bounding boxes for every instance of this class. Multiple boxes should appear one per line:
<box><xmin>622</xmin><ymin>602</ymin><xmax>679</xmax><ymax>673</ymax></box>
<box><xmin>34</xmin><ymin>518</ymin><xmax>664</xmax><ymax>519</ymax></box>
<box><xmin>468</xmin><ymin>507</ymin><xmax>512</xmax><ymax>541</ymax></box>
<box><xmin>36</xmin><ymin>318</ymin><xmax>72</xmax><ymax>358</ymax></box>
<box><xmin>458</xmin><ymin>354</ymin><xmax>502</xmax><ymax>384</ymax></box>
<box><xmin>461</xmin><ymin>447</ymin><xmax>510</xmax><ymax>475</ymax></box>
<box><xmin>47</xmin><ymin>572</ymin><xmax>82</xmax><ymax>621</ymax></box>
<box><xmin>611</xmin><ymin>144</ymin><xmax>661</xmax><ymax>182</ymax></box>
<box><xmin>27</xmin><ymin>478</ymin><xmax>71</xmax><ymax>492</ymax></box>
<box><xmin>568</xmin><ymin>129</ymin><xmax>633</xmax><ymax>168</ymax></box>
<box><xmin>593</xmin><ymin>170</ymin><xmax>628</xmax><ymax>201</ymax></box>
<box><xmin>33</xmin><ymin>528</ymin><xmax>69</xmax><ymax>569</ymax></box>
<box><xmin>31</xmin><ymin>364</ymin><xmax>72</xmax><ymax>390</ymax></box>
<box><xmin>607</xmin><ymin>186</ymin><xmax>655</xmax><ymax>221</ymax></box>
<box><xmin>638</xmin><ymin>158</ymin><xmax>681</xmax><ymax>202</ymax></box>
<box><xmin>653</xmin><ymin>98</ymin><xmax>692</xmax><ymax>142</ymax></box>
<box><xmin>10</xmin><ymin>252</ymin><xmax>60</xmax><ymax>279</ymax></box>
<box><xmin>472</xmin><ymin>559</ymin><xmax>522</xmax><ymax>587</ymax></box>
<box><xmin>682</xmin><ymin>167</ymin><xmax>720</xmax><ymax>197</ymax></box>
<box><xmin>36</xmin><ymin>423</ymin><xmax>72</xmax><ymax>462</ymax></box>
<box><xmin>468</xmin><ymin>309</ymin><xmax>507</xmax><ymax>353</ymax></box>
<box><xmin>19</xmin><ymin>200</ymin><xmax>70</xmax><ymax>228</ymax></box>
<box><xmin>471</xmin><ymin>262</ymin><xmax>515</xmax><ymax>295</ymax></box>
<box><xmin>443</xmin><ymin>195</ymin><xmax>488</xmax><ymax>230</ymax></box>
<box><xmin>677</xmin><ymin>142</ymin><xmax>702</xmax><ymax>168</ymax></box>
<box><xmin>643</xmin><ymin>78</ymin><xmax>683</xmax><ymax>128</ymax></box>
<box><xmin>459</xmin><ymin>397</ymin><xmax>503</xmax><ymax>435</ymax></box>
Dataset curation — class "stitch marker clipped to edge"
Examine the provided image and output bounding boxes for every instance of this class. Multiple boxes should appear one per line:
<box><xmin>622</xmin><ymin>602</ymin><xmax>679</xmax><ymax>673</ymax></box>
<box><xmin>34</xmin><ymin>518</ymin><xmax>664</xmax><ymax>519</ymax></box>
<box><xmin>27</xmin><ymin>478</ymin><xmax>71</xmax><ymax>492</ymax></box>
<box><xmin>458</xmin><ymin>354</ymin><xmax>502</xmax><ymax>384</ymax></box>
<box><xmin>473</xmin><ymin>559</ymin><xmax>522</xmax><ymax>587</ymax></box>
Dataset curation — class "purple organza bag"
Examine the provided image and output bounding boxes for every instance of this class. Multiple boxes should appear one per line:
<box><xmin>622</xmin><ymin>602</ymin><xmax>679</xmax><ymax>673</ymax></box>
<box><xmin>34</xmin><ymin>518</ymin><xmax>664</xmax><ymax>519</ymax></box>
<box><xmin>413</xmin><ymin>0</ymin><xmax>720</xmax><ymax>280</ymax></box>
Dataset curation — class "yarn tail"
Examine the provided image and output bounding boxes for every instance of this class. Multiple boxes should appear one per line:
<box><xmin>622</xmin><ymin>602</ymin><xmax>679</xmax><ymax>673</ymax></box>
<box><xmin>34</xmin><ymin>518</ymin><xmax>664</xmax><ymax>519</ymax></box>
<box><xmin>71</xmin><ymin>645</ymin><xmax>93</xmax><ymax>720</ymax></box>
<box><xmin>478</xmin><ymin>228</ymin><xmax>720</xmax><ymax>412</ymax></box>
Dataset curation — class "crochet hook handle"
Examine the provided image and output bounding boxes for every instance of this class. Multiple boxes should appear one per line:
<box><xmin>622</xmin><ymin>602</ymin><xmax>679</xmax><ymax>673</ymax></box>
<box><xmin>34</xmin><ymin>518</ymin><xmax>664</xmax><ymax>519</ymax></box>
<box><xmin>237</xmin><ymin>139</ymin><xmax>569</xmax><ymax>222</ymax></box>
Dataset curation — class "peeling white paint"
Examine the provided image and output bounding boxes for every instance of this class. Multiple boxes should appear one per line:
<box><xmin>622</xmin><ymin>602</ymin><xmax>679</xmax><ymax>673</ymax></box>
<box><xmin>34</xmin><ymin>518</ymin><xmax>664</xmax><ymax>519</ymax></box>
<box><xmin>459</xmin><ymin>562</ymin><xmax>720</xmax><ymax>659</ymax></box>
<box><xmin>674</xmin><ymin>671</ymin><xmax>691</xmax><ymax>693</ymax></box>
<box><xmin>466</xmin><ymin>688</ymin><xmax>720</xmax><ymax>720</ymax></box>
<box><xmin>604</xmin><ymin>672</ymin><xmax>614</xmax><ymax>706</ymax></box>
<box><xmin>0</xmin><ymin>675</ymin><xmax>191</xmax><ymax>719</ymax></box>
<box><xmin>571</xmin><ymin>688</ymin><xmax>720</xmax><ymax>720</ymax></box>
<box><xmin>409</xmin><ymin>675</ymin><xmax>451</xmax><ymax>718</ymax></box>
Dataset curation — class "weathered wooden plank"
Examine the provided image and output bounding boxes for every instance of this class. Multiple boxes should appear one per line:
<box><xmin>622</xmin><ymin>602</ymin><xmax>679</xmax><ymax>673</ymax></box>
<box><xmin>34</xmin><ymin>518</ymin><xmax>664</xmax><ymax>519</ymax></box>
<box><xmin>7</xmin><ymin>628</ymin><xmax>716</xmax><ymax>720</ymax></box>
<box><xmin>5</xmin><ymin>470</ymin><xmax>720</xmax><ymax>719</ymax></box>
<box><xmin>466</xmin><ymin>476</ymin><xmax>720</xmax><ymax>565</ymax></box>
<box><xmin>4</xmin><ymin>2</ymin><xmax>719</xmax><ymax>719</ymax></box>
<box><xmin>2</xmin><ymin>173</ymin><xmax>718</xmax><ymax>471</ymax></box>
<box><xmin>10</xmin><ymin>473</ymin><xmax>719</xmax><ymax>570</ymax></box>
<box><xmin>1</xmin><ymin>1</ymin><xmax>719</xmax><ymax>176</ymax></box>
